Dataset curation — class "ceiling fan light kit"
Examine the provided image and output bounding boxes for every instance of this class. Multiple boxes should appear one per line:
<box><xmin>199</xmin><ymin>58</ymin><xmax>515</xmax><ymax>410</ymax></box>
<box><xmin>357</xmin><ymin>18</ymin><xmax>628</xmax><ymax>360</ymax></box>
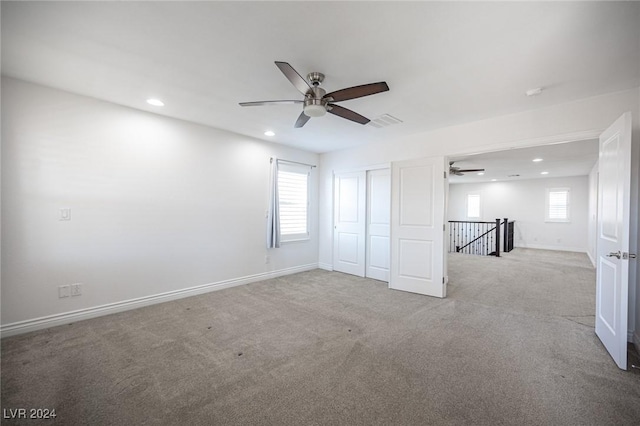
<box><xmin>303</xmin><ymin>104</ymin><xmax>327</xmax><ymax>117</ymax></box>
<box><xmin>240</xmin><ymin>61</ymin><xmax>389</xmax><ymax>128</ymax></box>
<box><xmin>303</xmin><ymin>100</ymin><xmax>328</xmax><ymax>117</ymax></box>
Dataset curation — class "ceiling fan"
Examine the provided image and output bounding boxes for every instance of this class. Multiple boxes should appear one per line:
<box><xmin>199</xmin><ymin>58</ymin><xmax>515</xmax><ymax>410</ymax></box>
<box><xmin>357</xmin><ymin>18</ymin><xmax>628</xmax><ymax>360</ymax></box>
<box><xmin>239</xmin><ymin>61</ymin><xmax>389</xmax><ymax>128</ymax></box>
<box><xmin>449</xmin><ymin>161</ymin><xmax>485</xmax><ymax>176</ymax></box>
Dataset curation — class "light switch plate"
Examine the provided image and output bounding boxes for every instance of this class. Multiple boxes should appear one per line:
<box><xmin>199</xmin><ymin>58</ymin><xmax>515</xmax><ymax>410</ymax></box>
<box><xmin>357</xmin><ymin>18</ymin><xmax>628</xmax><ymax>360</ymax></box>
<box><xmin>58</xmin><ymin>285</ymin><xmax>70</xmax><ymax>298</ymax></box>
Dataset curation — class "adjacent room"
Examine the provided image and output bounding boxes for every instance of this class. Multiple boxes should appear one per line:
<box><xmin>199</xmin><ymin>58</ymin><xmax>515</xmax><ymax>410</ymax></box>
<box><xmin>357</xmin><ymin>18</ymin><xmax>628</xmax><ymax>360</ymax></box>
<box><xmin>447</xmin><ymin>140</ymin><xmax>599</xmax><ymax>258</ymax></box>
<box><xmin>2</xmin><ymin>1</ymin><xmax>639</xmax><ymax>425</ymax></box>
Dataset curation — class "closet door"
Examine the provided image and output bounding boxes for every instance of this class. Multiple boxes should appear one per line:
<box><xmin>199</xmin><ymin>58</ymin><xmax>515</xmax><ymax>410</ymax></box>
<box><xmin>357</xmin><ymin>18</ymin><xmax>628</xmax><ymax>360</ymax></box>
<box><xmin>366</xmin><ymin>169</ymin><xmax>391</xmax><ymax>281</ymax></box>
<box><xmin>333</xmin><ymin>171</ymin><xmax>366</xmax><ymax>277</ymax></box>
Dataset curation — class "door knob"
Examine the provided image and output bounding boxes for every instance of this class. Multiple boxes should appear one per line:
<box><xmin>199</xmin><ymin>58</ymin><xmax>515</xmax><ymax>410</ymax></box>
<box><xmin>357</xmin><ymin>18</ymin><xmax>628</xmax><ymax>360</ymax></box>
<box><xmin>607</xmin><ymin>251</ymin><xmax>621</xmax><ymax>259</ymax></box>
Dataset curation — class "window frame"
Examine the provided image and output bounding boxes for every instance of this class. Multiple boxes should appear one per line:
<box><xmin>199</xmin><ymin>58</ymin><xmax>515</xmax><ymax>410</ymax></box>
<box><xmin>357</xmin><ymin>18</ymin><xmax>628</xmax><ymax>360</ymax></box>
<box><xmin>466</xmin><ymin>193</ymin><xmax>481</xmax><ymax>220</ymax></box>
<box><xmin>277</xmin><ymin>163</ymin><xmax>311</xmax><ymax>243</ymax></box>
<box><xmin>545</xmin><ymin>187</ymin><xmax>571</xmax><ymax>223</ymax></box>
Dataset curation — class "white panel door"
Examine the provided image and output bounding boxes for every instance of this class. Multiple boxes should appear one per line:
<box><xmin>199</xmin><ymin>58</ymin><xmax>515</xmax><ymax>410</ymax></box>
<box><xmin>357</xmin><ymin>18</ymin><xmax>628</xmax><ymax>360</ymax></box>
<box><xmin>595</xmin><ymin>112</ymin><xmax>632</xmax><ymax>370</ymax></box>
<box><xmin>366</xmin><ymin>169</ymin><xmax>391</xmax><ymax>282</ymax></box>
<box><xmin>333</xmin><ymin>171</ymin><xmax>366</xmax><ymax>277</ymax></box>
<box><xmin>390</xmin><ymin>157</ymin><xmax>446</xmax><ymax>297</ymax></box>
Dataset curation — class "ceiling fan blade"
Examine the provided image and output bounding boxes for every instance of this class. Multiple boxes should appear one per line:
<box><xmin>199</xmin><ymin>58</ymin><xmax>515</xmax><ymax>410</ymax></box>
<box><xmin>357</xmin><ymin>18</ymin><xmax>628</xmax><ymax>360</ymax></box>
<box><xmin>275</xmin><ymin>61</ymin><xmax>311</xmax><ymax>95</ymax></box>
<box><xmin>294</xmin><ymin>111</ymin><xmax>311</xmax><ymax>128</ymax></box>
<box><xmin>457</xmin><ymin>168</ymin><xmax>485</xmax><ymax>173</ymax></box>
<box><xmin>239</xmin><ymin>100</ymin><xmax>303</xmax><ymax>107</ymax></box>
<box><xmin>327</xmin><ymin>104</ymin><xmax>370</xmax><ymax>125</ymax></box>
<box><xmin>325</xmin><ymin>82</ymin><xmax>389</xmax><ymax>103</ymax></box>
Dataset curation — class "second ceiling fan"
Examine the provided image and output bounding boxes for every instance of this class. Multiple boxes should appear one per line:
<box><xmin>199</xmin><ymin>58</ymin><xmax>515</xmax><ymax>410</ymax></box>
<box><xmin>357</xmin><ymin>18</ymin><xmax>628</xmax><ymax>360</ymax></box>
<box><xmin>449</xmin><ymin>161</ymin><xmax>485</xmax><ymax>176</ymax></box>
<box><xmin>240</xmin><ymin>61</ymin><xmax>389</xmax><ymax>128</ymax></box>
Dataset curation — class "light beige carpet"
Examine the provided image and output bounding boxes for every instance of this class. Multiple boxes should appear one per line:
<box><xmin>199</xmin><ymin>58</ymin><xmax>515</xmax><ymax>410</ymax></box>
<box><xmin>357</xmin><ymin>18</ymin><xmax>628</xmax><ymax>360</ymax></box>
<box><xmin>2</xmin><ymin>249</ymin><xmax>639</xmax><ymax>425</ymax></box>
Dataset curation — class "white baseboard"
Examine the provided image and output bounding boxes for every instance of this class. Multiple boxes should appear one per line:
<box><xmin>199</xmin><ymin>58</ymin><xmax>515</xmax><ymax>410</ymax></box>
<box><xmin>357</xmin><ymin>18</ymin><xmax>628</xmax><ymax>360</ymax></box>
<box><xmin>318</xmin><ymin>262</ymin><xmax>333</xmax><ymax>271</ymax></box>
<box><xmin>632</xmin><ymin>330</ymin><xmax>639</xmax><ymax>346</ymax></box>
<box><xmin>514</xmin><ymin>243</ymin><xmax>587</xmax><ymax>254</ymax></box>
<box><xmin>586</xmin><ymin>250</ymin><xmax>596</xmax><ymax>268</ymax></box>
<box><xmin>0</xmin><ymin>263</ymin><xmax>318</xmax><ymax>338</ymax></box>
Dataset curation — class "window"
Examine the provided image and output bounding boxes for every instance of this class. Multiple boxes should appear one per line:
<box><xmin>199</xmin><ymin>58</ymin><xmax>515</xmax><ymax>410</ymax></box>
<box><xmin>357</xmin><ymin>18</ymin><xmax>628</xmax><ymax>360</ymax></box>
<box><xmin>467</xmin><ymin>194</ymin><xmax>481</xmax><ymax>219</ymax></box>
<box><xmin>278</xmin><ymin>164</ymin><xmax>310</xmax><ymax>241</ymax></box>
<box><xmin>546</xmin><ymin>188</ymin><xmax>570</xmax><ymax>222</ymax></box>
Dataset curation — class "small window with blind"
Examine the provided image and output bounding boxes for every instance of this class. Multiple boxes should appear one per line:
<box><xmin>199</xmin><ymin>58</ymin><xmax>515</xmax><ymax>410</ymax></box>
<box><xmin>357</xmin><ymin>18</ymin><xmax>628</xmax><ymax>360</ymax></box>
<box><xmin>466</xmin><ymin>193</ymin><xmax>481</xmax><ymax>219</ymax></box>
<box><xmin>278</xmin><ymin>164</ymin><xmax>310</xmax><ymax>242</ymax></box>
<box><xmin>545</xmin><ymin>188</ymin><xmax>570</xmax><ymax>222</ymax></box>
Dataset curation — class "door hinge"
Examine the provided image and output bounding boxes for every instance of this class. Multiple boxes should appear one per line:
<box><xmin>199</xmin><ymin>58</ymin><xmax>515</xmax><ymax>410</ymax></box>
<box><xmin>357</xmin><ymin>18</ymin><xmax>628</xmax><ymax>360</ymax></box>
<box><xmin>444</xmin><ymin>171</ymin><xmax>447</xmax><ymax>179</ymax></box>
<box><xmin>442</xmin><ymin>277</ymin><xmax>445</xmax><ymax>284</ymax></box>
<box><xmin>443</xmin><ymin>224</ymin><xmax>445</xmax><ymax>231</ymax></box>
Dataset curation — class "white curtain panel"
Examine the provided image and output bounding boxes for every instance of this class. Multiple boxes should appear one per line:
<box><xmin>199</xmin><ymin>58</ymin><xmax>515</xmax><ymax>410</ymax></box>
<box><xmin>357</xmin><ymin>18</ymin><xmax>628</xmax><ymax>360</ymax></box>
<box><xmin>266</xmin><ymin>158</ymin><xmax>281</xmax><ymax>248</ymax></box>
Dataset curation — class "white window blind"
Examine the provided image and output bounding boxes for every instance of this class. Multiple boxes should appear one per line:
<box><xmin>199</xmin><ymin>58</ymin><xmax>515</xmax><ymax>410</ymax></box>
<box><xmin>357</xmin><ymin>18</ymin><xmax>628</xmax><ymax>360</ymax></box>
<box><xmin>278</xmin><ymin>165</ymin><xmax>309</xmax><ymax>240</ymax></box>
<box><xmin>467</xmin><ymin>194</ymin><xmax>481</xmax><ymax>218</ymax></box>
<box><xmin>546</xmin><ymin>188</ymin><xmax>570</xmax><ymax>222</ymax></box>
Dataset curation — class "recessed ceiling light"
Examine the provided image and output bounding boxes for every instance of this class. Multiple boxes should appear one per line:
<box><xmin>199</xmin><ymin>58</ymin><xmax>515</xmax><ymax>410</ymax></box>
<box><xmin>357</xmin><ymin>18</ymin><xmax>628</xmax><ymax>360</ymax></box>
<box><xmin>146</xmin><ymin>98</ymin><xmax>164</xmax><ymax>107</ymax></box>
<box><xmin>526</xmin><ymin>87</ymin><xmax>543</xmax><ymax>97</ymax></box>
<box><xmin>541</xmin><ymin>171</ymin><xmax>549</xmax><ymax>175</ymax></box>
<box><xmin>532</xmin><ymin>158</ymin><xmax>543</xmax><ymax>162</ymax></box>
<box><xmin>491</xmin><ymin>179</ymin><xmax>497</xmax><ymax>182</ymax></box>
<box><xmin>477</xmin><ymin>172</ymin><xmax>485</xmax><ymax>176</ymax></box>
<box><xmin>264</xmin><ymin>130</ymin><xmax>275</xmax><ymax>137</ymax></box>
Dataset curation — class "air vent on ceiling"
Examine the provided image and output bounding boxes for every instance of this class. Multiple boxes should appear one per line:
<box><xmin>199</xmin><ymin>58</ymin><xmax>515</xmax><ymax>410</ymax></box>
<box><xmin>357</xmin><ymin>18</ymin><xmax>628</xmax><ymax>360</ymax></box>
<box><xmin>507</xmin><ymin>174</ymin><xmax>521</xmax><ymax>177</ymax></box>
<box><xmin>368</xmin><ymin>113</ymin><xmax>403</xmax><ymax>128</ymax></box>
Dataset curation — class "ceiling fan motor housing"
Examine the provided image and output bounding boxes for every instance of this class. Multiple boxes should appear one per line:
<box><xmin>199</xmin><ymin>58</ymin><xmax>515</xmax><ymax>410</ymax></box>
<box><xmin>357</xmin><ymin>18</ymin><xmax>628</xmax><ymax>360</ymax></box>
<box><xmin>307</xmin><ymin>72</ymin><xmax>325</xmax><ymax>86</ymax></box>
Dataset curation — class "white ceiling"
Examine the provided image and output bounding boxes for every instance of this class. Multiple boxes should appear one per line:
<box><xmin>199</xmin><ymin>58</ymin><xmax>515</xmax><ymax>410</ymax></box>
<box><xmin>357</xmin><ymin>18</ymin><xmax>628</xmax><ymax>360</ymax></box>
<box><xmin>2</xmin><ymin>1</ymin><xmax>639</xmax><ymax>153</ymax></box>
<box><xmin>448</xmin><ymin>139</ymin><xmax>599</xmax><ymax>184</ymax></box>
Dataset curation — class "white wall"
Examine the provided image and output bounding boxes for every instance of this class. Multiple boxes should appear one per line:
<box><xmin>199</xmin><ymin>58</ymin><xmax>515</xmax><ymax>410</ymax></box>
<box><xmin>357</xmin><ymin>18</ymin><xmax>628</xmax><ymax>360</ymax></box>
<box><xmin>449</xmin><ymin>176</ymin><xmax>590</xmax><ymax>253</ymax></box>
<box><xmin>3</xmin><ymin>78</ymin><xmax>639</xmax><ymax>348</ymax></box>
<box><xmin>319</xmin><ymin>87</ymin><xmax>640</xmax><ymax>340</ymax></box>
<box><xmin>1</xmin><ymin>78</ymin><xmax>319</xmax><ymax>328</ymax></box>
<box><xmin>587</xmin><ymin>163</ymin><xmax>598</xmax><ymax>266</ymax></box>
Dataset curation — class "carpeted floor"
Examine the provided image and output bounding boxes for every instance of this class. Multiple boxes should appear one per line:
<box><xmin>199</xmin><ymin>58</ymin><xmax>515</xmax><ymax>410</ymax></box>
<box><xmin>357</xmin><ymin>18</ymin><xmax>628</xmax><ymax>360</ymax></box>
<box><xmin>1</xmin><ymin>249</ymin><xmax>639</xmax><ymax>425</ymax></box>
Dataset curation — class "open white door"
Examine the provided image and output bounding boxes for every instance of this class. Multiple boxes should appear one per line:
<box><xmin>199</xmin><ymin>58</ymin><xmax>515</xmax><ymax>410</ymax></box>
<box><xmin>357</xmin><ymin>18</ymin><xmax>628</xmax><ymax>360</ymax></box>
<box><xmin>366</xmin><ymin>169</ymin><xmax>391</xmax><ymax>282</ymax></box>
<box><xmin>333</xmin><ymin>171</ymin><xmax>366</xmax><ymax>277</ymax></box>
<box><xmin>595</xmin><ymin>112</ymin><xmax>632</xmax><ymax>370</ymax></box>
<box><xmin>390</xmin><ymin>157</ymin><xmax>447</xmax><ymax>297</ymax></box>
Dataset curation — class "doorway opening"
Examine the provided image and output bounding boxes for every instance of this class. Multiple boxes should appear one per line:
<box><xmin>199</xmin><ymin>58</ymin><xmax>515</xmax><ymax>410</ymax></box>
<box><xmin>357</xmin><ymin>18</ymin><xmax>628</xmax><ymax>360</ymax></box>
<box><xmin>444</xmin><ymin>113</ymin><xmax>633</xmax><ymax>370</ymax></box>
<box><xmin>447</xmin><ymin>139</ymin><xmax>599</xmax><ymax>260</ymax></box>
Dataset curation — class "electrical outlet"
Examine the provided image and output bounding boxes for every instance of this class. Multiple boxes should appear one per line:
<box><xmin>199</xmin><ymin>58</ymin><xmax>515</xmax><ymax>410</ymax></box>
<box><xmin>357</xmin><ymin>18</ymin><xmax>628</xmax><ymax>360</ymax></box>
<box><xmin>265</xmin><ymin>255</ymin><xmax>270</xmax><ymax>264</ymax></box>
<box><xmin>58</xmin><ymin>285</ymin><xmax>70</xmax><ymax>298</ymax></box>
<box><xmin>71</xmin><ymin>283</ymin><xmax>82</xmax><ymax>297</ymax></box>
